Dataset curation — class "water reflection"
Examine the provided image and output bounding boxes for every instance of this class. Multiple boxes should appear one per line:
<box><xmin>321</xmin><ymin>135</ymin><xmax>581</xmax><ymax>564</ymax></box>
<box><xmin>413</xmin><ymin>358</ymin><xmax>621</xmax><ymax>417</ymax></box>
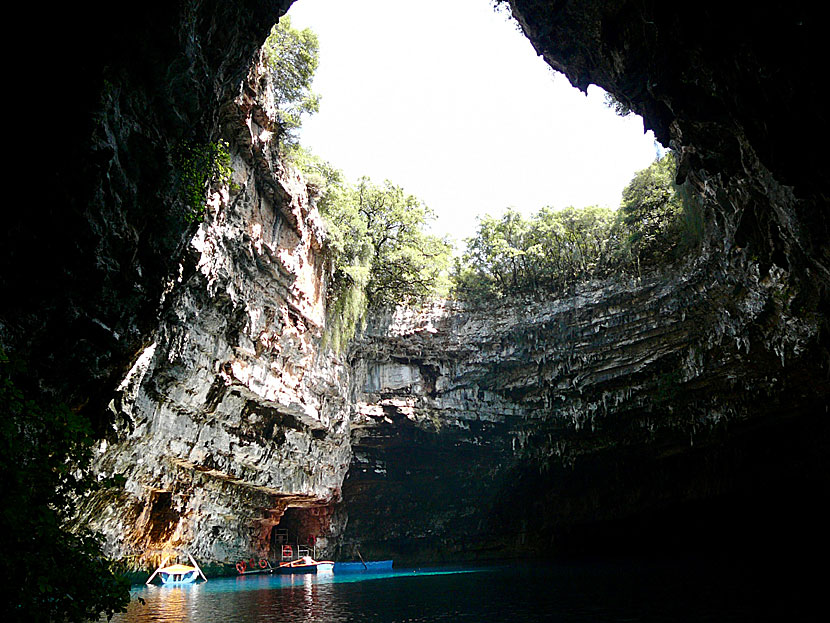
<box><xmin>110</xmin><ymin>567</ymin><xmax>485</xmax><ymax>623</ymax></box>
<box><xmin>106</xmin><ymin>561</ymin><xmax>775</xmax><ymax>623</ymax></box>
<box><xmin>126</xmin><ymin>583</ymin><xmax>201</xmax><ymax>622</ymax></box>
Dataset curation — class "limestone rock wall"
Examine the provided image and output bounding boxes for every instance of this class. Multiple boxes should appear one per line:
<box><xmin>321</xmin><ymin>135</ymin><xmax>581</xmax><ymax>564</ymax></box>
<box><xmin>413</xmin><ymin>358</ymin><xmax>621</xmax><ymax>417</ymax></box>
<box><xmin>80</xmin><ymin>56</ymin><xmax>351</xmax><ymax>567</ymax></box>
<box><xmin>2</xmin><ymin>0</ymin><xmax>294</xmax><ymax>418</ymax></box>
<box><xmin>340</xmin><ymin>255</ymin><xmax>827</xmax><ymax>561</ymax></box>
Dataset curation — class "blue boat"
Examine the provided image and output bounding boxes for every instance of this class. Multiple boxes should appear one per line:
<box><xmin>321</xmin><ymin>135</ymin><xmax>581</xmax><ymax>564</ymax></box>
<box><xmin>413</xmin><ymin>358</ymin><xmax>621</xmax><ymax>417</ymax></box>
<box><xmin>334</xmin><ymin>560</ymin><xmax>394</xmax><ymax>573</ymax></box>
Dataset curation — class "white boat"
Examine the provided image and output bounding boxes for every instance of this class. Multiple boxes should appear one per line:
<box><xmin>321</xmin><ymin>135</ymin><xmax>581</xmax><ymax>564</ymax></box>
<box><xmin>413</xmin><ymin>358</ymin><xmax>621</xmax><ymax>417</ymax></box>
<box><xmin>146</xmin><ymin>552</ymin><xmax>208</xmax><ymax>586</ymax></box>
<box><xmin>156</xmin><ymin>564</ymin><xmax>201</xmax><ymax>585</ymax></box>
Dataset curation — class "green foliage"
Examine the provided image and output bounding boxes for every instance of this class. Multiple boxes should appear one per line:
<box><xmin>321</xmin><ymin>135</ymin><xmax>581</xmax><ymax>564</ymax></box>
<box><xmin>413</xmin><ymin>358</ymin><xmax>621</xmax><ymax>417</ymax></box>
<box><xmin>264</xmin><ymin>20</ymin><xmax>451</xmax><ymax>348</ymax></box>
<box><xmin>616</xmin><ymin>152</ymin><xmax>684</xmax><ymax>266</ymax></box>
<box><xmin>283</xmin><ymin>143</ymin><xmax>343</xmax><ymax>196</ymax></box>
<box><xmin>454</xmin><ymin>205</ymin><xmax>617</xmax><ymax>300</ymax></box>
<box><xmin>0</xmin><ymin>349</ymin><xmax>130</xmax><ymax>621</ymax></box>
<box><xmin>454</xmin><ymin>152</ymin><xmax>703</xmax><ymax>301</ymax></box>
<box><xmin>300</xmin><ymin>164</ymin><xmax>451</xmax><ymax>350</ymax></box>
<box><xmin>604</xmin><ymin>91</ymin><xmax>634</xmax><ymax>117</ymax></box>
<box><xmin>263</xmin><ymin>15</ymin><xmax>321</xmax><ymax>146</ymax></box>
<box><xmin>173</xmin><ymin>139</ymin><xmax>233</xmax><ymax>223</ymax></box>
<box><xmin>324</xmin><ymin>259</ymin><xmax>371</xmax><ymax>353</ymax></box>
<box><xmin>353</xmin><ymin>178</ymin><xmax>452</xmax><ymax>307</ymax></box>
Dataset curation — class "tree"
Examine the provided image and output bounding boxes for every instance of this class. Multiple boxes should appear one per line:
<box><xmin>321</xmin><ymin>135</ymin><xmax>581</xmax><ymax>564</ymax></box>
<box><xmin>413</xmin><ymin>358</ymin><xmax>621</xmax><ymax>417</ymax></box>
<box><xmin>328</xmin><ymin>178</ymin><xmax>452</xmax><ymax>307</ymax></box>
<box><xmin>460</xmin><ymin>209</ymin><xmax>529</xmax><ymax>296</ymax></box>
<box><xmin>454</xmin><ymin>205</ymin><xmax>616</xmax><ymax>300</ymax></box>
<box><xmin>616</xmin><ymin>152</ymin><xmax>684</xmax><ymax>267</ymax></box>
<box><xmin>263</xmin><ymin>16</ymin><xmax>321</xmax><ymax>145</ymax></box>
<box><xmin>452</xmin><ymin>153</ymin><xmax>702</xmax><ymax>303</ymax></box>
<box><xmin>0</xmin><ymin>350</ymin><xmax>130</xmax><ymax>621</ymax></box>
<box><xmin>302</xmin><ymin>168</ymin><xmax>451</xmax><ymax>350</ymax></box>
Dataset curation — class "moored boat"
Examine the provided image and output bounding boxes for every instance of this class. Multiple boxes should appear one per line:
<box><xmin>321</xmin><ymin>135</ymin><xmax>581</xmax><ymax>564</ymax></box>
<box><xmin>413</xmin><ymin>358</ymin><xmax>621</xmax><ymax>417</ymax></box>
<box><xmin>146</xmin><ymin>552</ymin><xmax>208</xmax><ymax>586</ymax></box>
<box><xmin>157</xmin><ymin>564</ymin><xmax>201</xmax><ymax>585</ymax></box>
<box><xmin>275</xmin><ymin>555</ymin><xmax>334</xmax><ymax>574</ymax></box>
<box><xmin>333</xmin><ymin>560</ymin><xmax>393</xmax><ymax>573</ymax></box>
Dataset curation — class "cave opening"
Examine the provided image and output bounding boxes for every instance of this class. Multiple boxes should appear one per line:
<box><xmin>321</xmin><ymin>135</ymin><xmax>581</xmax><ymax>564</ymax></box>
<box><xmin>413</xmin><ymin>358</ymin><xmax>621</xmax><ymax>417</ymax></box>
<box><xmin>283</xmin><ymin>0</ymin><xmax>662</xmax><ymax>247</ymax></box>
<box><xmin>5</xmin><ymin>0</ymin><xmax>830</xmax><ymax>619</ymax></box>
<box><xmin>268</xmin><ymin>506</ymin><xmax>331</xmax><ymax>560</ymax></box>
<box><xmin>144</xmin><ymin>490</ymin><xmax>180</xmax><ymax>545</ymax></box>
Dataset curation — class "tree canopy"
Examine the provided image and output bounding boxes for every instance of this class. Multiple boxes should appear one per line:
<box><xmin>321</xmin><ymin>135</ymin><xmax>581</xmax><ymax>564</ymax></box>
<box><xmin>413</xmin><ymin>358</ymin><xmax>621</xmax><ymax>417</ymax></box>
<box><xmin>322</xmin><ymin>175</ymin><xmax>452</xmax><ymax>349</ymax></box>
<box><xmin>453</xmin><ymin>152</ymin><xmax>701</xmax><ymax>301</ymax></box>
<box><xmin>263</xmin><ymin>15</ymin><xmax>321</xmax><ymax>145</ymax></box>
<box><xmin>453</xmin><ymin>205</ymin><xmax>617</xmax><ymax>299</ymax></box>
<box><xmin>290</xmin><ymin>147</ymin><xmax>452</xmax><ymax>350</ymax></box>
<box><xmin>616</xmin><ymin>152</ymin><xmax>685</xmax><ymax>265</ymax></box>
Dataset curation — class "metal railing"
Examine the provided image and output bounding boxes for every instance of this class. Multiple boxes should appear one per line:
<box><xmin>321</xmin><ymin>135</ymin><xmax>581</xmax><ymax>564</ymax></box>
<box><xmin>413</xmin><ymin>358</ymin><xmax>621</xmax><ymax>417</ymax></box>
<box><xmin>274</xmin><ymin>529</ymin><xmax>316</xmax><ymax>561</ymax></box>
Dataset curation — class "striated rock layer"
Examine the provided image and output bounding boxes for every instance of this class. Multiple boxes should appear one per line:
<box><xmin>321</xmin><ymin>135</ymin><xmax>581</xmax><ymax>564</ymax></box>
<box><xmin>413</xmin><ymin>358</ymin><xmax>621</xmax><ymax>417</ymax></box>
<box><xmin>336</xmin><ymin>0</ymin><xmax>830</xmax><ymax>559</ymax></box>
<box><xmin>3</xmin><ymin>0</ymin><xmax>294</xmax><ymax>419</ymax></box>
<box><xmin>341</xmin><ymin>257</ymin><xmax>827</xmax><ymax>561</ymax></box>
<box><xmin>79</xmin><ymin>54</ymin><xmax>351</xmax><ymax>567</ymax></box>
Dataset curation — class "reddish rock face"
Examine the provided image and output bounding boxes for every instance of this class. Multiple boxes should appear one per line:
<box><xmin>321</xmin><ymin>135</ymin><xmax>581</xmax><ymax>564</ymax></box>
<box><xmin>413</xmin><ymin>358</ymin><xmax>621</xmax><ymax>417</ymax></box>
<box><xmin>77</xmin><ymin>55</ymin><xmax>351</xmax><ymax>567</ymax></box>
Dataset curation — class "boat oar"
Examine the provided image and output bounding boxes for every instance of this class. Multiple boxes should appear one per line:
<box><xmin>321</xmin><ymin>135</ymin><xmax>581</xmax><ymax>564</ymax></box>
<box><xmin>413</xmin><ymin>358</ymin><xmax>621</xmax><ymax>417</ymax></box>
<box><xmin>187</xmin><ymin>551</ymin><xmax>208</xmax><ymax>582</ymax></box>
<box><xmin>356</xmin><ymin>548</ymin><xmax>367</xmax><ymax>570</ymax></box>
<box><xmin>146</xmin><ymin>556</ymin><xmax>170</xmax><ymax>585</ymax></box>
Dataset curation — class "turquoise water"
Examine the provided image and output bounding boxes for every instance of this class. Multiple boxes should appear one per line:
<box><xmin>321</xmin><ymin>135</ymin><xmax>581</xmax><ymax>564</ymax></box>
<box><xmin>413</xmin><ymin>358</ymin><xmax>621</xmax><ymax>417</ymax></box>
<box><xmin>106</xmin><ymin>558</ymin><xmax>815</xmax><ymax>622</ymax></box>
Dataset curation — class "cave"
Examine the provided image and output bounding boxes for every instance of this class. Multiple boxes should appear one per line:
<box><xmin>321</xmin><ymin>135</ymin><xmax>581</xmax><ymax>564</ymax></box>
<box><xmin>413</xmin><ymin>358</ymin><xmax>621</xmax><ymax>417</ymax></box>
<box><xmin>143</xmin><ymin>491</ymin><xmax>180</xmax><ymax>545</ymax></box>
<box><xmin>268</xmin><ymin>506</ymin><xmax>332</xmax><ymax>561</ymax></box>
<box><xmin>3</xmin><ymin>1</ymin><xmax>829</xmax><ymax>614</ymax></box>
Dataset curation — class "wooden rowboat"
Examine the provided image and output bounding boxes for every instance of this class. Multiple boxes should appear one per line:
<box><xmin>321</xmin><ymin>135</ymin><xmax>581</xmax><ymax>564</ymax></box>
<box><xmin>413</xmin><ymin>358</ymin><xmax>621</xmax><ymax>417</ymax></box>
<box><xmin>275</xmin><ymin>555</ymin><xmax>334</xmax><ymax>574</ymax></box>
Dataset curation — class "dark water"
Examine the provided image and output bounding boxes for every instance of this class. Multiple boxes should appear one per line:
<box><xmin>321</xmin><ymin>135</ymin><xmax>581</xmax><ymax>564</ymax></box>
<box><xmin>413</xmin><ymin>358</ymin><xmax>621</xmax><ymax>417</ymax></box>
<box><xmin>107</xmin><ymin>558</ymin><xmax>820</xmax><ymax>622</ymax></box>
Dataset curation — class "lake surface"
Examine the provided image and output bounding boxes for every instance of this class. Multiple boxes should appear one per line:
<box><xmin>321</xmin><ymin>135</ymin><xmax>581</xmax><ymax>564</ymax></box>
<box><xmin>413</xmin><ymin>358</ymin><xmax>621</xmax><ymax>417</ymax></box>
<box><xmin>107</xmin><ymin>557</ymin><xmax>818</xmax><ymax>622</ymax></box>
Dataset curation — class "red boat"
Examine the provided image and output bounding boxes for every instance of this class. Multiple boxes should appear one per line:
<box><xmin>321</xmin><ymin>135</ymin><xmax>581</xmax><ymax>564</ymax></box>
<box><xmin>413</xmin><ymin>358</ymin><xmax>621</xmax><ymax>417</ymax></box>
<box><xmin>275</xmin><ymin>555</ymin><xmax>334</xmax><ymax>574</ymax></box>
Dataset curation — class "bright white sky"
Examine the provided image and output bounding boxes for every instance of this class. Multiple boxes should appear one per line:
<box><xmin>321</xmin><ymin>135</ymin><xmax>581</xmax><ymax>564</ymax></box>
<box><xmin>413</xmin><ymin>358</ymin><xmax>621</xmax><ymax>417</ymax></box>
<box><xmin>287</xmin><ymin>0</ymin><xmax>661</xmax><ymax>246</ymax></box>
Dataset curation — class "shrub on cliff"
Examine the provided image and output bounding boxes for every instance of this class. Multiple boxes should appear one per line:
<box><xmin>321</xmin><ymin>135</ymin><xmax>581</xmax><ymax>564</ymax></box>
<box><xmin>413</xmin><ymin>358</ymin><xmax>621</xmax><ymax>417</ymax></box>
<box><xmin>290</xmin><ymin>150</ymin><xmax>451</xmax><ymax>349</ymax></box>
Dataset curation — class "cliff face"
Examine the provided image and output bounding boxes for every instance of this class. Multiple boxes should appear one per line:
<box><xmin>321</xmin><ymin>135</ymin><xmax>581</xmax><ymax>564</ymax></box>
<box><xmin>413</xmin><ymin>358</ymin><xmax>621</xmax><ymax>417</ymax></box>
<box><xmin>1</xmin><ymin>0</ymin><xmax>293</xmax><ymax>417</ymax></box>
<box><xmin>488</xmin><ymin>0</ymin><xmax>830</xmax><ymax>556</ymax></box>
<box><xmin>306</xmin><ymin>2</ymin><xmax>828</xmax><ymax>561</ymax></box>
<box><xmin>341</xmin><ymin>258</ymin><xmax>827</xmax><ymax>561</ymax></box>
<box><xmin>5</xmin><ymin>1</ymin><xmax>829</xmax><ymax>569</ymax></box>
<box><xmin>80</xmin><ymin>56</ymin><xmax>351</xmax><ymax>566</ymax></box>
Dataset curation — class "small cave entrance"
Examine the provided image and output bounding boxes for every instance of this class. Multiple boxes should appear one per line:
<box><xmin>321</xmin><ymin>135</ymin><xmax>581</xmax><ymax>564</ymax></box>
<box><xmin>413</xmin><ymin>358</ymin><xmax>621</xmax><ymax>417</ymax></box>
<box><xmin>144</xmin><ymin>490</ymin><xmax>180</xmax><ymax>544</ymax></box>
<box><xmin>268</xmin><ymin>505</ymin><xmax>332</xmax><ymax>561</ymax></box>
